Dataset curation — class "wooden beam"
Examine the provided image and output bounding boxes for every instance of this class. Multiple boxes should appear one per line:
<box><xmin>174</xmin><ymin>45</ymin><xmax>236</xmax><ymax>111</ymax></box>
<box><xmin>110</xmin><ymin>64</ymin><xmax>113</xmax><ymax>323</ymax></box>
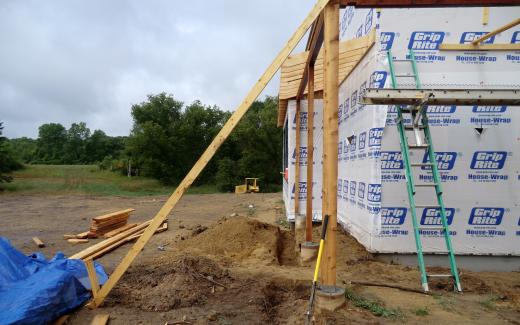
<box><xmin>340</xmin><ymin>0</ymin><xmax>520</xmax><ymax>8</ymax></box>
<box><xmin>84</xmin><ymin>258</ymin><xmax>100</xmax><ymax>299</ymax></box>
<box><xmin>472</xmin><ymin>17</ymin><xmax>520</xmax><ymax>45</ymax></box>
<box><xmin>297</xmin><ymin>13</ymin><xmax>324</xmax><ymax>99</ymax></box>
<box><xmin>294</xmin><ymin>100</ymin><xmax>301</xmax><ymax>217</ymax></box>
<box><xmin>305</xmin><ymin>64</ymin><xmax>315</xmax><ymax>242</ymax></box>
<box><xmin>439</xmin><ymin>43</ymin><xmax>520</xmax><ymax>51</ymax></box>
<box><xmin>90</xmin><ymin>314</ymin><xmax>109</xmax><ymax>325</ymax></box>
<box><xmin>88</xmin><ymin>0</ymin><xmax>331</xmax><ymax>308</ymax></box>
<box><xmin>320</xmin><ymin>0</ymin><xmax>340</xmax><ymax>287</ymax></box>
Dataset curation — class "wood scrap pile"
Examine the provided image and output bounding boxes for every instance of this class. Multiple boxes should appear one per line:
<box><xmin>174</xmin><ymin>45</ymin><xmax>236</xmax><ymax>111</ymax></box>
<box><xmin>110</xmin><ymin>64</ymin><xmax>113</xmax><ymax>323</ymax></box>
<box><xmin>88</xmin><ymin>208</ymin><xmax>135</xmax><ymax>238</ymax></box>
<box><xmin>70</xmin><ymin>220</ymin><xmax>168</xmax><ymax>261</ymax></box>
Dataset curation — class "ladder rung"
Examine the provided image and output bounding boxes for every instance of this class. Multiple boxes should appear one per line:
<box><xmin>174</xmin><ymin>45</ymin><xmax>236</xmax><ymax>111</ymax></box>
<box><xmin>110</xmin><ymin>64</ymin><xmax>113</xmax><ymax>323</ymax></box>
<box><xmin>415</xmin><ymin>204</ymin><xmax>440</xmax><ymax>208</ymax></box>
<box><xmin>427</xmin><ymin>274</ymin><xmax>453</xmax><ymax>278</ymax></box>
<box><xmin>408</xmin><ymin>144</ymin><xmax>429</xmax><ymax>149</ymax></box>
<box><xmin>415</xmin><ymin>184</ymin><xmax>437</xmax><ymax>187</ymax></box>
<box><xmin>411</xmin><ymin>163</ymin><xmax>434</xmax><ymax>167</ymax></box>
<box><xmin>395</xmin><ymin>74</ymin><xmax>416</xmax><ymax>77</ymax></box>
<box><xmin>404</xmin><ymin>125</ymin><xmax>425</xmax><ymax>130</ymax></box>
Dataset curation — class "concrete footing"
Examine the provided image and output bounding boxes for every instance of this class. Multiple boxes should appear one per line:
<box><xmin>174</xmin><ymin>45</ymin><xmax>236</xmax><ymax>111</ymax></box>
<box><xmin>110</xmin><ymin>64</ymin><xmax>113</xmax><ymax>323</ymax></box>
<box><xmin>300</xmin><ymin>241</ymin><xmax>319</xmax><ymax>264</ymax></box>
<box><xmin>316</xmin><ymin>285</ymin><xmax>346</xmax><ymax>312</ymax></box>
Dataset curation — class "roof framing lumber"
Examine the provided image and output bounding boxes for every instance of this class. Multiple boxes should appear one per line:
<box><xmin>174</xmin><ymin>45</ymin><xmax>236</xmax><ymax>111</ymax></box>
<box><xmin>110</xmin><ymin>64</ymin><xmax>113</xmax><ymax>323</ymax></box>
<box><xmin>297</xmin><ymin>13</ymin><xmax>324</xmax><ymax>99</ymax></box>
<box><xmin>340</xmin><ymin>0</ymin><xmax>520</xmax><ymax>8</ymax></box>
<box><xmin>362</xmin><ymin>88</ymin><xmax>520</xmax><ymax>106</ymax></box>
<box><xmin>85</xmin><ymin>0</ymin><xmax>332</xmax><ymax>308</ymax></box>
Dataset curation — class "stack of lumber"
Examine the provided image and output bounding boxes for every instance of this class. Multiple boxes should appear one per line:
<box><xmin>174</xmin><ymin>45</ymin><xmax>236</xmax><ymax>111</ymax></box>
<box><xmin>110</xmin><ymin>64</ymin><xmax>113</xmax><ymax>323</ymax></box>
<box><xmin>70</xmin><ymin>220</ymin><xmax>168</xmax><ymax>261</ymax></box>
<box><xmin>88</xmin><ymin>209</ymin><xmax>135</xmax><ymax>238</ymax></box>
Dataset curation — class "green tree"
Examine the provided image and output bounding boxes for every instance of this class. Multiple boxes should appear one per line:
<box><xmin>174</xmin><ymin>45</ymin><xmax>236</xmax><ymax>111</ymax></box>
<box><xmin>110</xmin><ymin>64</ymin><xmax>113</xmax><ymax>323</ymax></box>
<box><xmin>6</xmin><ymin>137</ymin><xmax>37</xmax><ymax>163</ymax></box>
<box><xmin>64</xmin><ymin>122</ymin><xmax>90</xmax><ymax>163</ymax></box>
<box><xmin>35</xmin><ymin>123</ymin><xmax>67</xmax><ymax>163</ymax></box>
<box><xmin>0</xmin><ymin>122</ymin><xmax>23</xmax><ymax>185</ymax></box>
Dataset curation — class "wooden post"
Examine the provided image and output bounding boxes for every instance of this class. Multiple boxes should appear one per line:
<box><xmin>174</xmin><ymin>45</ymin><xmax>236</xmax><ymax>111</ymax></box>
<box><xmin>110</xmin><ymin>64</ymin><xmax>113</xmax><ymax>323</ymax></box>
<box><xmin>320</xmin><ymin>0</ymin><xmax>339</xmax><ymax>286</ymax></box>
<box><xmin>87</xmin><ymin>0</ymin><xmax>331</xmax><ymax>308</ymax></box>
<box><xmin>294</xmin><ymin>100</ymin><xmax>301</xmax><ymax>216</ymax></box>
<box><xmin>305</xmin><ymin>64</ymin><xmax>315</xmax><ymax>242</ymax></box>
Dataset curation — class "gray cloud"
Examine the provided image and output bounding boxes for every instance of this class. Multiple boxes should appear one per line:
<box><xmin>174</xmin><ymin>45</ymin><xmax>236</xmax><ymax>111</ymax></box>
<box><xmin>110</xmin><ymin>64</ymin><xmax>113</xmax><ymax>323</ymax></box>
<box><xmin>0</xmin><ymin>0</ymin><xmax>313</xmax><ymax>138</ymax></box>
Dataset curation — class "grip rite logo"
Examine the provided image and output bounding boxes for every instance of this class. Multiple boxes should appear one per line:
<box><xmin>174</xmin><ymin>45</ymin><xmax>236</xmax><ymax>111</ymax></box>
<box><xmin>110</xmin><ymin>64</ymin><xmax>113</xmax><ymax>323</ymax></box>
<box><xmin>358</xmin><ymin>182</ymin><xmax>366</xmax><ymax>199</ymax></box>
<box><xmin>381</xmin><ymin>151</ymin><xmax>404</xmax><ymax>169</ymax></box>
<box><xmin>460</xmin><ymin>32</ymin><xmax>495</xmax><ymax>44</ymax></box>
<box><xmin>358</xmin><ymin>132</ymin><xmax>366</xmax><ymax>150</ymax></box>
<box><xmin>349</xmin><ymin>135</ymin><xmax>357</xmax><ymax>152</ymax></box>
<box><xmin>470</xmin><ymin>151</ymin><xmax>506</xmax><ymax>170</ymax></box>
<box><xmin>427</xmin><ymin>106</ymin><xmax>456</xmax><ymax>114</ymax></box>
<box><xmin>512</xmin><ymin>31</ymin><xmax>520</xmax><ymax>44</ymax></box>
<box><xmin>368</xmin><ymin>128</ymin><xmax>383</xmax><ymax>147</ymax></box>
<box><xmin>420</xmin><ymin>208</ymin><xmax>454</xmax><ymax>226</ymax></box>
<box><xmin>380</xmin><ymin>32</ymin><xmax>395</xmax><ymax>51</ymax></box>
<box><xmin>351</xmin><ymin>91</ymin><xmax>358</xmax><ymax>111</ymax></box>
<box><xmin>370</xmin><ymin>71</ymin><xmax>387</xmax><ymax>88</ymax></box>
<box><xmin>469</xmin><ymin>208</ymin><xmax>504</xmax><ymax>226</ymax></box>
<box><xmin>350</xmin><ymin>181</ymin><xmax>357</xmax><ymax>196</ymax></box>
<box><xmin>291</xmin><ymin>182</ymin><xmax>307</xmax><ymax>200</ymax></box>
<box><xmin>343</xmin><ymin>98</ymin><xmax>350</xmax><ymax>117</ymax></box>
<box><xmin>408</xmin><ymin>32</ymin><xmax>445</xmax><ymax>50</ymax></box>
<box><xmin>364</xmin><ymin>9</ymin><xmax>373</xmax><ymax>34</ymax></box>
<box><xmin>337</xmin><ymin>179</ymin><xmax>342</xmax><ymax>196</ymax></box>
<box><xmin>292</xmin><ymin>111</ymin><xmax>307</xmax><ymax>130</ymax></box>
<box><xmin>367</xmin><ymin>183</ymin><xmax>381</xmax><ymax>202</ymax></box>
<box><xmin>292</xmin><ymin>147</ymin><xmax>307</xmax><ymax>162</ymax></box>
<box><xmin>422</xmin><ymin>152</ymin><xmax>457</xmax><ymax>171</ymax></box>
<box><xmin>356</xmin><ymin>24</ymin><xmax>363</xmax><ymax>38</ymax></box>
<box><xmin>381</xmin><ymin>207</ymin><xmax>407</xmax><ymax>225</ymax></box>
<box><xmin>472</xmin><ymin>106</ymin><xmax>507</xmax><ymax>113</ymax></box>
<box><xmin>343</xmin><ymin>180</ymin><xmax>349</xmax><ymax>196</ymax></box>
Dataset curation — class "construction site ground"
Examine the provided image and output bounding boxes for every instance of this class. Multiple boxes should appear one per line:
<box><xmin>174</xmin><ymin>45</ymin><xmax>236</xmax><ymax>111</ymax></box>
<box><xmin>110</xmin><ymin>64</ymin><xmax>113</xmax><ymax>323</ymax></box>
<box><xmin>1</xmin><ymin>193</ymin><xmax>519</xmax><ymax>324</ymax></box>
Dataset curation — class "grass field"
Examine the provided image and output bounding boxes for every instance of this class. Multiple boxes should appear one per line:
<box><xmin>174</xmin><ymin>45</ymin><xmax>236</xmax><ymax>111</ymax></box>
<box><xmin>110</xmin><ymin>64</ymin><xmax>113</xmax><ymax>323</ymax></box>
<box><xmin>1</xmin><ymin>165</ymin><xmax>218</xmax><ymax>196</ymax></box>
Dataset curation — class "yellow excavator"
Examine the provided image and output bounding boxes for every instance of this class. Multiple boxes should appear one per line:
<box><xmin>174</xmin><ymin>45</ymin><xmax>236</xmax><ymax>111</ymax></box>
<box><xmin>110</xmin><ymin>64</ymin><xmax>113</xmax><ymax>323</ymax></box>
<box><xmin>235</xmin><ymin>178</ymin><xmax>260</xmax><ymax>194</ymax></box>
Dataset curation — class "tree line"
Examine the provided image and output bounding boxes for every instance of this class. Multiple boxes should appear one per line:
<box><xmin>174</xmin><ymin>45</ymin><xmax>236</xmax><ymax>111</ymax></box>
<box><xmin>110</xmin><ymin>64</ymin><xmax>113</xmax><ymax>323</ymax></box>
<box><xmin>3</xmin><ymin>94</ymin><xmax>283</xmax><ymax>192</ymax></box>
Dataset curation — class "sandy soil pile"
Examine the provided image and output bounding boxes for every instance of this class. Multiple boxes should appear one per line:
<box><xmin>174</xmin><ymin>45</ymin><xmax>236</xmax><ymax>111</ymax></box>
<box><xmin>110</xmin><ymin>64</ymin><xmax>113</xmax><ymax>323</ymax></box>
<box><xmin>179</xmin><ymin>216</ymin><xmax>296</xmax><ymax>266</ymax></box>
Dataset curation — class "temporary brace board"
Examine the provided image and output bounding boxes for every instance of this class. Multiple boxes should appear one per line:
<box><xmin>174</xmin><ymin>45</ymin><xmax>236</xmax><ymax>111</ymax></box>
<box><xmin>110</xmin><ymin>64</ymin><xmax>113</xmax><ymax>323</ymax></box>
<box><xmin>282</xmin><ymin>6</ymin><xmax>520</xmax><ymax>256</ymax></box>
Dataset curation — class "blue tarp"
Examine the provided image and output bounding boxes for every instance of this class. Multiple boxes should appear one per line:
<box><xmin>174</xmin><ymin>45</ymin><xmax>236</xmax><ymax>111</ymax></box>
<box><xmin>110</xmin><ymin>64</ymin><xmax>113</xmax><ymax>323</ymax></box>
<box><xmin>0</xmin><ymin>237</ymin><xmax>108</xmax><ymax>325</ymax></box>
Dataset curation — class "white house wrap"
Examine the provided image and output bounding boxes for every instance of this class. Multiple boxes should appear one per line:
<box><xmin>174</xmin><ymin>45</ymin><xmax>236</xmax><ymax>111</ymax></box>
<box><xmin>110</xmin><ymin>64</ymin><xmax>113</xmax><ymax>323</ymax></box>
<box><xmin>282</xmin><ymin>6</ymin><xmax>520</xmax><ymax>257</ymax></box>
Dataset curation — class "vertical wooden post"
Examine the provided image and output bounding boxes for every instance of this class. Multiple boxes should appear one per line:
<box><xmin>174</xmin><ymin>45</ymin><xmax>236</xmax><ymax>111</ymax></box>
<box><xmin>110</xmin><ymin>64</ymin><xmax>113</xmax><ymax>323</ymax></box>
<box><xmin>294</xmin><ymin>100</ymin><xmax>301</xmax><ymax>216</ymax></box>
<box><xmin>320</xmin><ymin>0</ymin><xmax>339</xmax><ymax>286</ymax></box>
<box><xmin>305</xmin><ymin>65</ymin><xmax>315</xmax><ymax>242</ymax></box>
<box><xmin>85</xmin><ymin>258</ymin><xmax>100</xmax><ymax>299</ymax></box>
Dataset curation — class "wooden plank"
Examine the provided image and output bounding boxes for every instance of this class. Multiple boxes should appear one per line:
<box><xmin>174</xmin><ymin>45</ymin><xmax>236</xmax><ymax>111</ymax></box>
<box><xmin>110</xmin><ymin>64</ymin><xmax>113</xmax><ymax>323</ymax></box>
<box><xmin>321</xmin><ymin>0</ymin><xmax>339</xmax><ymax>287</ymax></box>
<box><xmin>88</xmin><ymin>0</ymin><xmax>331</xmax><ymax>308</ymax></box>
<box><xmin>70</xmin><ymin>221</ymin><xmax>151</xmax><ymax>260</ymax></box>
<box><xmin>482</xmin><ymin>7</ymin><xmax>489</xmax><ymax>25</ymax></box>
<box><xmin>68</xmin><ymin>239</ymin><xmax>89</xmax><ymax>244</ymax></box>
<box><xmin>305</xmin><ymin>64</ymin><xmax>315</xmax><ymax>242</ymax></box>
<box><xmin>92</xmin><ymin>208</ymin><xmax>134</xmax><ymax>222</ymax></box>
<box><xmin>76</xmin><ymin>231</ymin><xmax>90</xmax><ymax>239</ymax></box>
<box><xmin>32</xmin><ymin>237</ymin><xmax>45</xmax><ymax>248</ymax></box>
<box><xmin>85</xmin><ymin>258</ymin><xmax>100</xmax><ymax>298</ymax></box>
<box><xmin>294</xmin><ymin>100</ymin><xmax>301</xmax><ymax>216</ymax></box>
<box><xmin>340</xmin><ymin>0</ymin><xmax>520</xmax><ymax>7</ymax></box>
<box><xmin>103</xmin><ymin>223</ymin><xmax>138</xmax><ymax>238</ymax></box>
<box><xmin>439</xmin><ymin>43</ymin><xmax>520</xmax><ymax>51</ymax></box>
<box><xmin>472</xmin><ymin>18</ymin><xmax>520</xmax><ymax>44</ymax></box>
<box><xmin>90</xmin><ymin>314</ymin><xmax>109</xmax><ymax>325</ymax></box>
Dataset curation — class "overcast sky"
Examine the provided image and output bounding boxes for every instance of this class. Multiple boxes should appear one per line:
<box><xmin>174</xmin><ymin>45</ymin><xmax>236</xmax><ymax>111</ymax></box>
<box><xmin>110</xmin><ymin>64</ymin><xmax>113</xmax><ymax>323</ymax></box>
<box><xmin>0</xmin><ymin>0</ymin><xmax>315</xmax><ymax>138</ymax></box>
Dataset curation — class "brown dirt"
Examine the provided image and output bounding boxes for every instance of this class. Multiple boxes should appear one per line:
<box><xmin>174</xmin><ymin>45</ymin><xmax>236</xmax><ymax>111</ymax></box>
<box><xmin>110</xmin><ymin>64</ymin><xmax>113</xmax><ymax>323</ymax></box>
<box><xmin>1</xmin><ymin>193</ymin><xmax>519</xmax><ymax>324</ymax></box>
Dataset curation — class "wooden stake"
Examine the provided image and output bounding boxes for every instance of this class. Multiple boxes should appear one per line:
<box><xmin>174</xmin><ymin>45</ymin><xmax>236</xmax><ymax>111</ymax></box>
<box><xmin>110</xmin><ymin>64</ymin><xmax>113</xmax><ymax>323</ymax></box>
<box><xmin>294</xmin><ymin>99</ymin><xmax>301</xmax><ymax>216</ymax></box>
<box><xmin>88</xmin><ymin>0</ymin><xmax>331</xmax><ymax>308</ymax></box>
<box><xmin>320</xmin><ymin>0</ymin><xmax>339</xmax><ymax>287</ymax></box>
<box><xmin>305</xmin><ymin>64</ymin><xmax>315</xmax><ymax>242</ymax></box>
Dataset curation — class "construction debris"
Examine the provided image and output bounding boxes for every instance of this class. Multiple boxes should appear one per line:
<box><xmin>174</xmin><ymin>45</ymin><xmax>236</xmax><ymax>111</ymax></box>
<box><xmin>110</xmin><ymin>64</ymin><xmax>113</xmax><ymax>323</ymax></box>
<box><xmin>90</xmin><ymin>314</ymin><xmax>109</xmax><ymax>325</ymax></box>
<box><xmin>70</xmin><ymin>220</ymin><xmax>167</xmax><ymax>261</ymax></box>
<box><xmin>67</xmin><ymin>239</ymin><xmax>89</xmax><ymax>244</ymax></box>
<box><xmin>32</xmin><ymin>237</ymin><xmax>45</xmax><ymax>248</ymax></box>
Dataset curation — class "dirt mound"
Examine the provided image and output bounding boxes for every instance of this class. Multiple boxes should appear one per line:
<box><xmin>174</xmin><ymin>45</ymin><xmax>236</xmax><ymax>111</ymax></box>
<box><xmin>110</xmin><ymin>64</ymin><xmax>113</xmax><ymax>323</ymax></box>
<box><xmin>179</xmin><ymin>216</ymin><xmax>296</xmax><ymax>265</ymax></box>
<box><xmin>107</xmin><ymin>254</ymin><xmax>232</xmax><ymax>311</ymax></box>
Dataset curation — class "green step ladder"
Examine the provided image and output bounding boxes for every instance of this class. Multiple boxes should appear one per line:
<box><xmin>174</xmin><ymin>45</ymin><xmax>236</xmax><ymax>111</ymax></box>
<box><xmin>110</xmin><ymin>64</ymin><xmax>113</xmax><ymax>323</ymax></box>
<box><xmin>387</xmin><ymin>49</ymin><xmax>462</xmax><ymax>293</ymax></box>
